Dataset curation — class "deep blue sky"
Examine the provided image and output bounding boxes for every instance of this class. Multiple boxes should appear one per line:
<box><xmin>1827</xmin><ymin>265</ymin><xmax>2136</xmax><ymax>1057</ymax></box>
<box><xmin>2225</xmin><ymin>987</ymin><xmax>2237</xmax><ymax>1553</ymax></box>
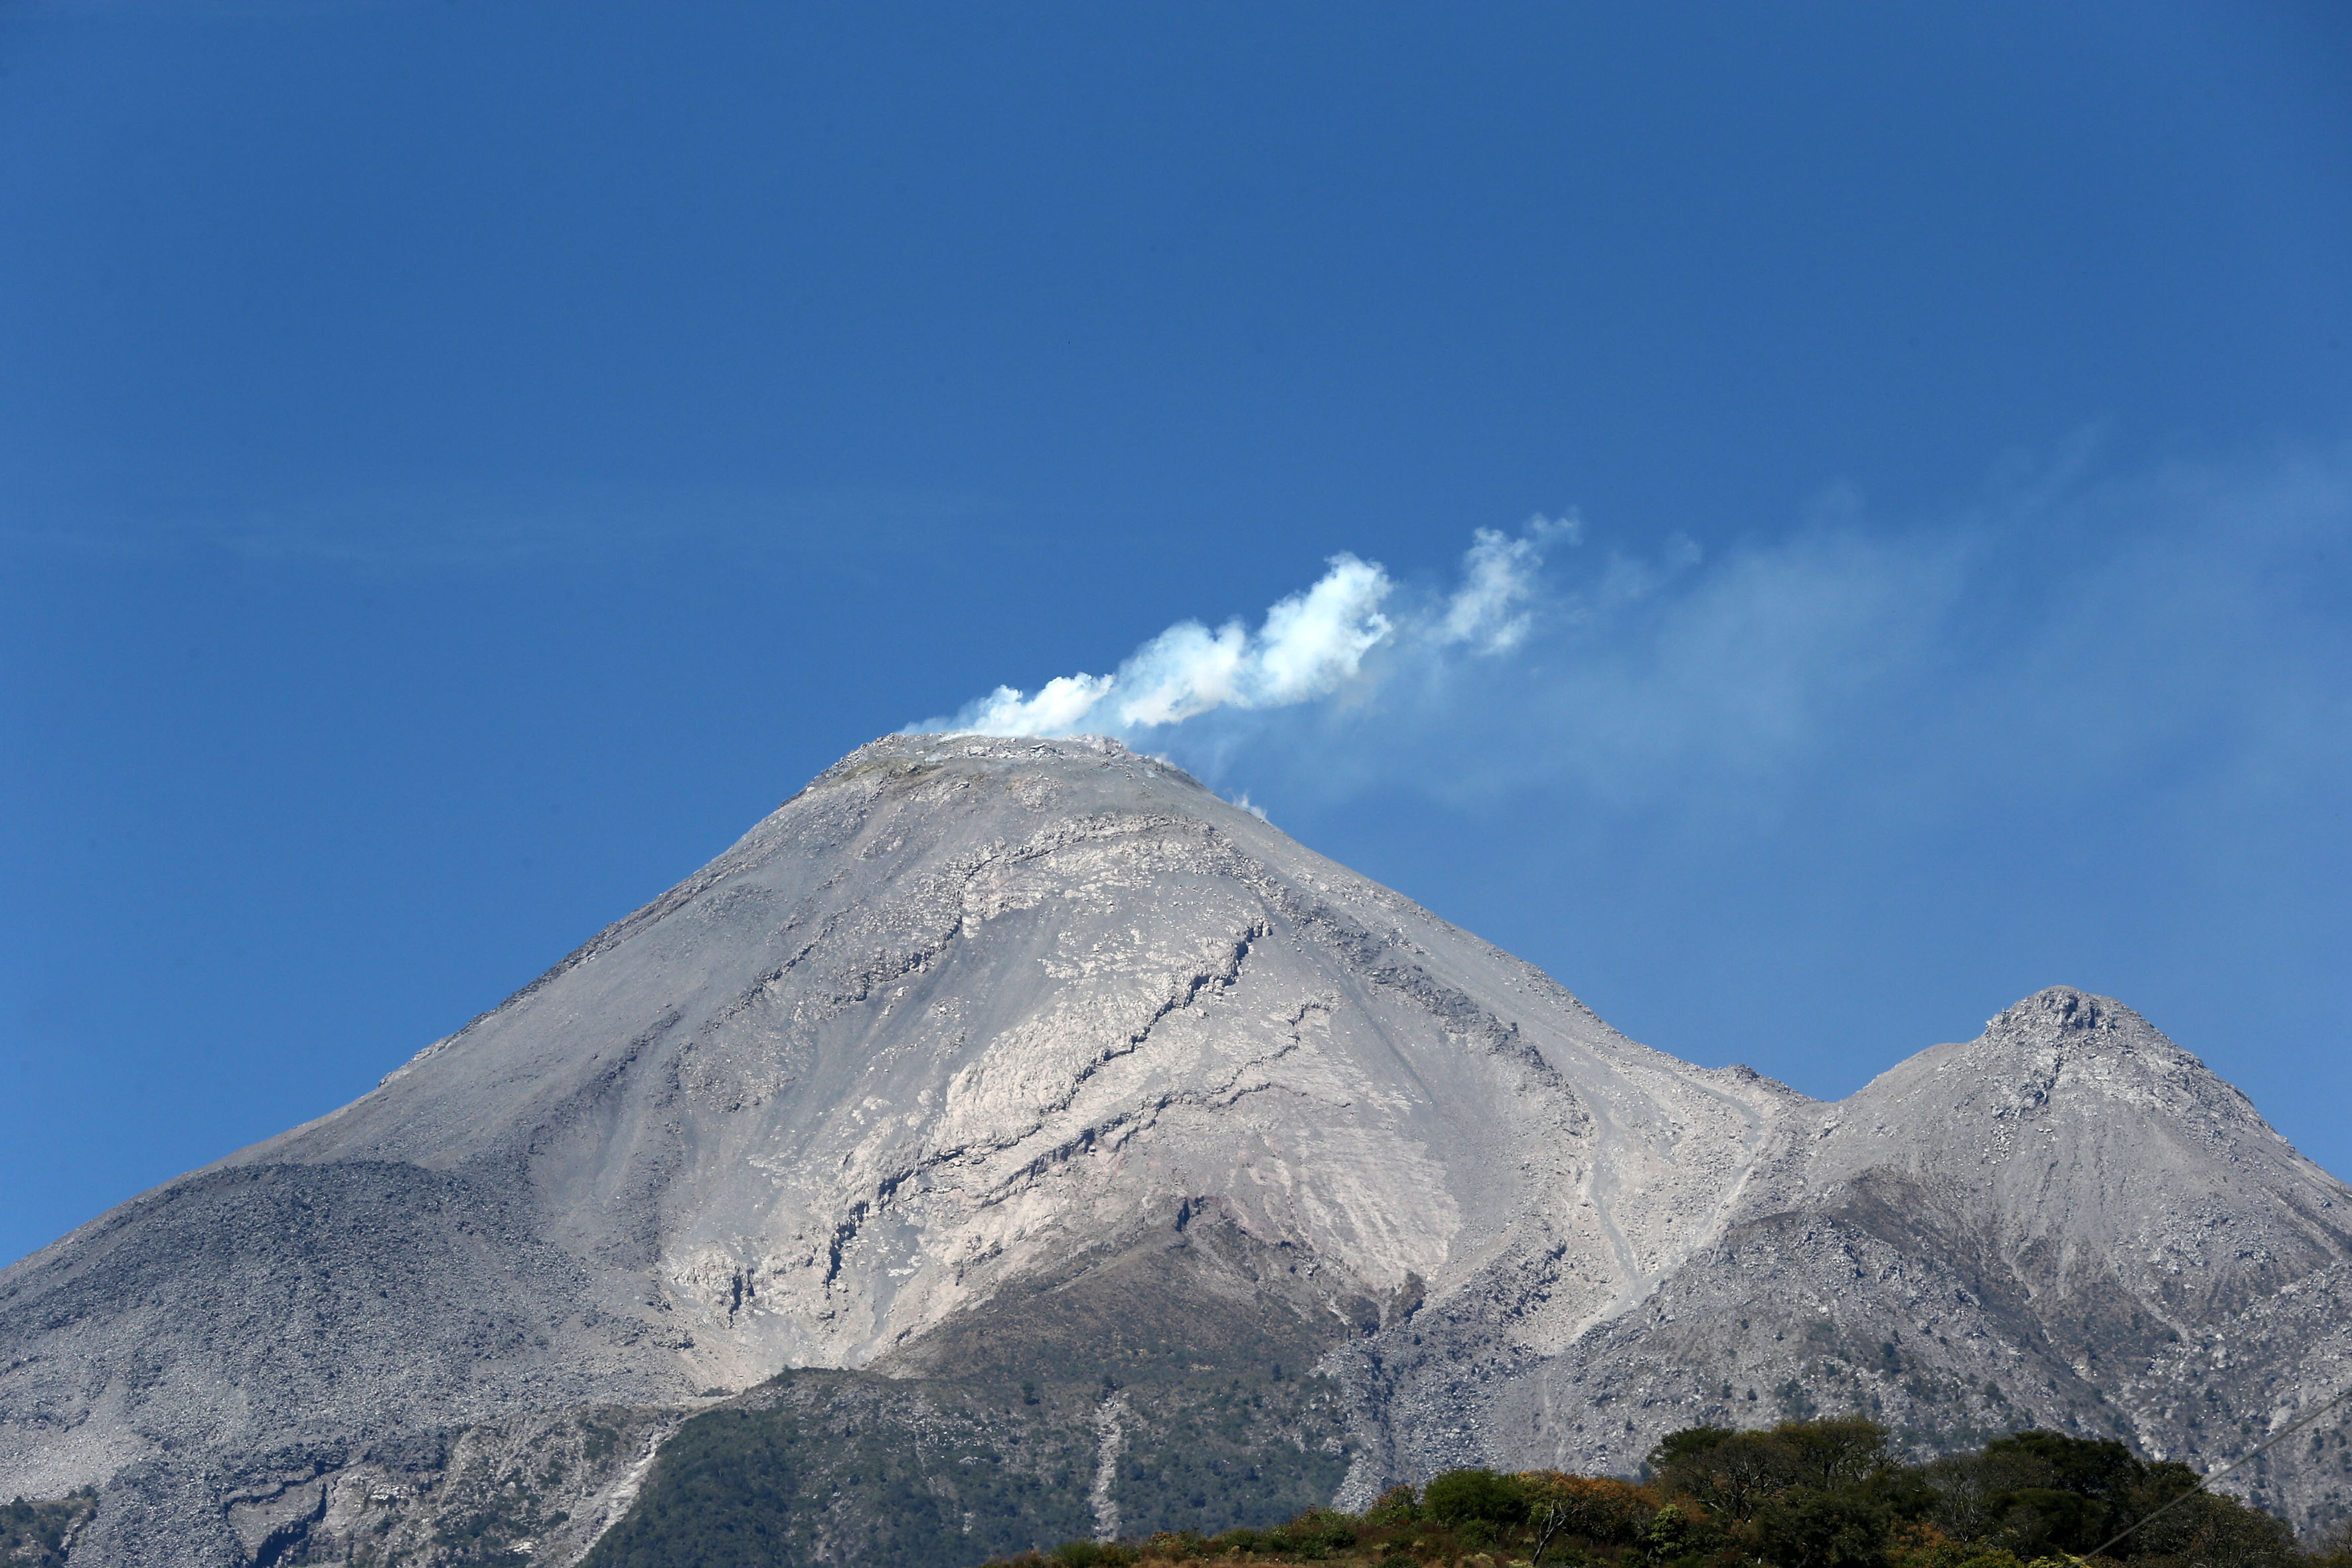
<box><xmin>4</xmin><ymin>3</ymin><xmax>2348</xmax><ymax>1266</ymax></box>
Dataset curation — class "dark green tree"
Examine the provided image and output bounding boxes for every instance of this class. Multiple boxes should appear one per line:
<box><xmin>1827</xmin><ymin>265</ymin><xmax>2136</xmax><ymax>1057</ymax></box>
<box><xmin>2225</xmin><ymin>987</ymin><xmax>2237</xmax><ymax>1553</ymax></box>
<box><xmin>1755</xmin><ymin>1486</ymin><xmax>1896</xmax><ymax>1568</ymax></box>
<box><xmin>1421</xmin><ymin>1468</ymin><xmax>1530</xmax><ymax>1529</ymax></box>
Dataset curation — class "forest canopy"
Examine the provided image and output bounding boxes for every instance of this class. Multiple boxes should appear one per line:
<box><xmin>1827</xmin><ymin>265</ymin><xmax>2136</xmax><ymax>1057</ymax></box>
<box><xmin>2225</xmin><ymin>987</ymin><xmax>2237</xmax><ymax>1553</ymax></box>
<box><xmin>983</xmin><ymin>1419</ymin><xmax>2347</xmax><ymax>1568</ymax></box>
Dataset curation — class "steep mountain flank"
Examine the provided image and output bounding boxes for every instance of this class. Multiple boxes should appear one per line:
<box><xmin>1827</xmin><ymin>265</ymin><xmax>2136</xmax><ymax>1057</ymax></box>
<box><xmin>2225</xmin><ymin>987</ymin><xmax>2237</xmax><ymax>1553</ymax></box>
<box><xmin>0</xmin><ymin>735</ymin><xmax>2343</xmax><ymax>1564</ymax></box>
<box><xmin>1344</xmin><ymin>989</ymin><xmax>2352</xmax><ymax>1532</ymax></box>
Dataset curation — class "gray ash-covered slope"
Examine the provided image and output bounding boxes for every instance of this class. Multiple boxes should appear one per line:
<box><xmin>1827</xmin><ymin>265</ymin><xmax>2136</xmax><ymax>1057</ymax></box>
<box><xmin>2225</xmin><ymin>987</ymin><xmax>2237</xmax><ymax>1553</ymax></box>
<box><xmin>0</xmin><ymin>734</ymin><xmax>1756</xmax><ymax>1563</ymax></box>
<box><xmin>1356</xmin><ymin>987</ymin><xmax>2352</xmax><ymax>1535</ymax></box>
<box><xmin>0</xmin><ymin>735</ymin><xmax>2346</xmax><ymax>1565</ymax></box>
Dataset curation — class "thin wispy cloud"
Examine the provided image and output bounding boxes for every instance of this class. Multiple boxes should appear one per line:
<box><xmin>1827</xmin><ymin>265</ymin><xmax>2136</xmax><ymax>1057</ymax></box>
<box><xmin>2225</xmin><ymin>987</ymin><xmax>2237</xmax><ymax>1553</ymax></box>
<box><xmin>1434</xmin><ymin>516</ymin><xmax>1580</xmax><ymax>653</ymax></box>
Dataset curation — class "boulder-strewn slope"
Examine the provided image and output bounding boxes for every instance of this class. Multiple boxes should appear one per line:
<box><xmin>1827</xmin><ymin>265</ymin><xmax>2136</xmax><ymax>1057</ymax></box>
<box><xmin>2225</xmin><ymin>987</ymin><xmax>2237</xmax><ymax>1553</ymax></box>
<box><xmin>0</xmin><ymin>736</ymin><xmax>2344</xmax><ymax>1564</ymax></box>
<box><xmin>1347</xmin><ymin>987</ymin><xmax>2352</xmax><ymax>1533</ymax></box>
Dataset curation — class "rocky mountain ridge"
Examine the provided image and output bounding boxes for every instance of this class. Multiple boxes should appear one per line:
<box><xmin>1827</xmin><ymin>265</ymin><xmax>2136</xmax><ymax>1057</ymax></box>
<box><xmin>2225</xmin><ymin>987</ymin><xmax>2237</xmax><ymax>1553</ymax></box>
<box><xmin>1</xmin><ymin>734</ymin><xmax>2345</xmax><ymax>1565</ymax></box>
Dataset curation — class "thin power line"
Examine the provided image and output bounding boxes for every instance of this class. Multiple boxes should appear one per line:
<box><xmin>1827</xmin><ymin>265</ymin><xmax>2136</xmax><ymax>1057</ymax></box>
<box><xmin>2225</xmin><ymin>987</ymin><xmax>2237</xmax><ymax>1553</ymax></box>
<box><xmin>2088</xmin><ymin>1383</ymin><xmax>2352</xmax><ymax>1559</ymax></box>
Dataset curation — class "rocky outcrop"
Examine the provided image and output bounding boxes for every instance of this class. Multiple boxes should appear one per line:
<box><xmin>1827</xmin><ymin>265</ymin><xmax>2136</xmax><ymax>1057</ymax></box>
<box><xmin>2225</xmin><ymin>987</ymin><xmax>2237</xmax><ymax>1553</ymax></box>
<box><xmin>1338</xmin><ymin>988</ymin><xmax>2352</xmax><ymax>1537</ymax></box>
<box><xmin>0</xmin><ymin>736</ymin><xmax>2344</xmax><ymax>1563</ymax></box>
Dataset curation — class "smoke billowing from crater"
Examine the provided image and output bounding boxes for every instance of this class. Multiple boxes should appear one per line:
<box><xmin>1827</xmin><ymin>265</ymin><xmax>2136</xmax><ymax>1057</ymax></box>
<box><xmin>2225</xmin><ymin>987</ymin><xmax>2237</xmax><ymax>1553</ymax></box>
<box><xmin>927</xmin><ymin>515</ymin><xmax>1584</xmax><ymax>739</ymax></box>
<box><xmin>921</xmin><ymin>445</ymin><xmax>2351</xmax><ymax>842</ymax></box>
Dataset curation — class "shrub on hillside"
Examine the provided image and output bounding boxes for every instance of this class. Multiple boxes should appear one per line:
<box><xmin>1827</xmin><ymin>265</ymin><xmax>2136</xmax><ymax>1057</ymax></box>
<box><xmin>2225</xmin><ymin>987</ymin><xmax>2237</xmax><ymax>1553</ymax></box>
<box><xmin>1753</xmin><ymin>1486</ymin><xmax>1897</xmax><ymax>1568</ymax></box>
<box><xmin>0</xmin><ymin>1490</ymin><xmax>96</xmax><ymax>1568</ymax></box>
<box><xmin>1520</xmin><ymin>1471</ymin><xmax>1662</xmax><ymax>1546</ymax></box>
<box><xmin>1008</xmin><ymin>1417</ymin><xmax>2326</xmax><ymax>1568</ymax></box>
<box><xmin>1423</xmin><ymin>1467</ymin><xmax>1530</xmax><ymax>1529</ymax></box>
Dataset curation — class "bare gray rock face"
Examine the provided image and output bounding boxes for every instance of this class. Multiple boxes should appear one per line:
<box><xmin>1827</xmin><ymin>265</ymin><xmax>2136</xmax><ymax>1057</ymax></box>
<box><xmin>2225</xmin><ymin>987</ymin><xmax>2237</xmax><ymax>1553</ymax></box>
<box><xmin>1</xmin><ymin>735</ymin><xmax>2345</xmax><ymax>1563</ymax></box>
<box><xmin>1345</xmin><ymin>986</ymin><xmax>2352</xmax><ymax>1533</ymax></box>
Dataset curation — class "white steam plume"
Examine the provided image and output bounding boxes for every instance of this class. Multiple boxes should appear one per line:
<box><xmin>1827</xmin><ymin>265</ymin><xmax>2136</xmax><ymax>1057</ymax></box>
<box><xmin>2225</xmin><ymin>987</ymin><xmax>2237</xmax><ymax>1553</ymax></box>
<box><xmin>1435</xmin><ymin>515</ymin><xmax>1579</xmax><ymax>653</ymax></box>
<box><xmin>932</xmin><ymin>520</ymin><xmax>1574</xmax><ymax>738</ymax></box>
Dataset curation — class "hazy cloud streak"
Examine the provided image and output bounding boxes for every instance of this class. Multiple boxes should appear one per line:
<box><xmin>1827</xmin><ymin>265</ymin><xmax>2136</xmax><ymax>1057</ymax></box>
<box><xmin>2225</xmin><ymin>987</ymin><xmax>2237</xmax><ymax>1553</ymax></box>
<box><xmin>925</xmin><ymin>443</ymin><xmax>2351</xmax><ymax>856</ymax></box>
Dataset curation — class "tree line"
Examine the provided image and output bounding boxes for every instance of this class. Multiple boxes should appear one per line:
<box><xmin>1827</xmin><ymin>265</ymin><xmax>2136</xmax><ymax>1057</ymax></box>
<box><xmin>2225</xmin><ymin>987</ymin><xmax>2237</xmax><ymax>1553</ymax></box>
<box><xmin>986</xmin><ymin>1418</ymin><xmax>2349</xmax><ymax>1568</ymax></box>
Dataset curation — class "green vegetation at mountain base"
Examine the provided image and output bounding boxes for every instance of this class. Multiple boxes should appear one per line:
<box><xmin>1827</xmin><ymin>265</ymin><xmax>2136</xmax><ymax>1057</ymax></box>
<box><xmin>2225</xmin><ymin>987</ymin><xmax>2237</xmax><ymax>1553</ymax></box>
<box><xmin>578</xmin><ymin>1368</ymin><xmax>1094</xmax><ymax>1568</ymax></box>
<box><xmin>992</xmin><ymin>1419</ymin><xmax>2352</xmax><ymax>1568</ymax></box>
<box><xmin>0</xmin><ymin>1490</ymin><xmax>94</xmax><ymax>1568</ymax></box>
<box><xmin>584</xmin><ymin>1209</ymin><xmax>1362</xmax><ymax>1568</ymax></box>
<box><xmin>579</xmin><ymin>1360</ymin><xmax>1350</xmax><ymax>1568</ymax></box>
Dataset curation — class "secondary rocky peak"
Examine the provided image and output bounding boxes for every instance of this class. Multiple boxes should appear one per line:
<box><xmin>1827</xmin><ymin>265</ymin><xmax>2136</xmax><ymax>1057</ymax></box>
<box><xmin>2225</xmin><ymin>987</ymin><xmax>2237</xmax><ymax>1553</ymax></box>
<box><xmin>1824</xmin><ymin>984</ymin><xmax>2290</xmax><ymax>1177</ymax></box>
<box><xmin>1837</xmin><ymin>984</ymin><xmax>2230</xmax><ymax>1120</ymax></box>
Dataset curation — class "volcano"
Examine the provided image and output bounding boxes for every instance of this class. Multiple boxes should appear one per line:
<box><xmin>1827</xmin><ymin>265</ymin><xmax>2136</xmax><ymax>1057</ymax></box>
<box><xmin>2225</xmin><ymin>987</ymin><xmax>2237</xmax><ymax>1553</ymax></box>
<box><xmin>3</xmin><ymin>735</ymin><xmax>2346</xmax><ymax>1565</ymax></box>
